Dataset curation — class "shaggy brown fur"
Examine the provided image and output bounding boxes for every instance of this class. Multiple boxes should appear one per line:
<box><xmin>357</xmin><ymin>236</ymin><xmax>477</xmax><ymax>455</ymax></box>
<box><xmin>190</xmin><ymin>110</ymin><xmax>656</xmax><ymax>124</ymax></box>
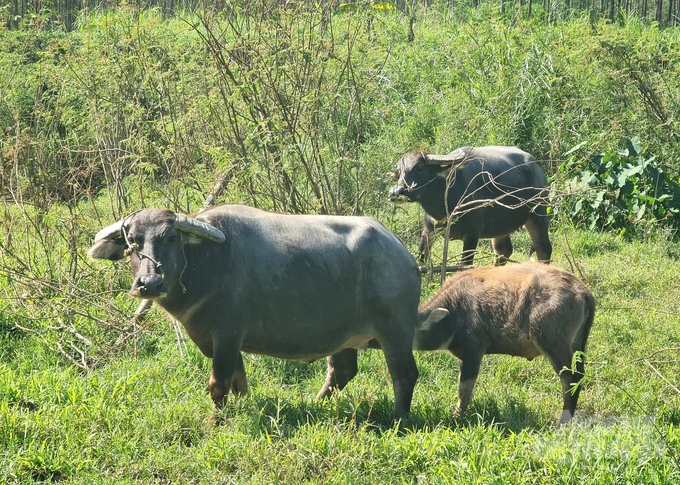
<box><xmin>416</xmin><ymin>263</ymin><xmax>595</xmax><ymax>425</ymax></box>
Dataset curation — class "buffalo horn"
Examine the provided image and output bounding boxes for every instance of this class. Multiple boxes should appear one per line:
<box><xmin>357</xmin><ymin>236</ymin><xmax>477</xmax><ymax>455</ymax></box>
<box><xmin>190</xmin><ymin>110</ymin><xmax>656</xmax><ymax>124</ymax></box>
<box><xmin>424</xmin><ymin>147</ymin><xmax>471</xmax><ymax>166</ymax></box>
<box><xmin>173</xmin><ymin>214</ymin><xmax>226</xmax><ymax>243</ymax></box>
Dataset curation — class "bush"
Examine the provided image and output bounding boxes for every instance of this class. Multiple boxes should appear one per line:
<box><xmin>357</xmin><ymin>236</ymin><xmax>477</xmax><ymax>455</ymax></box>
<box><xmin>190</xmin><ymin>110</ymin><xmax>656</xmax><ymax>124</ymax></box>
<box><xmin>557</xmin><ymin>137</ymin><xmax>680</xmax><ymax>234</ymax></box>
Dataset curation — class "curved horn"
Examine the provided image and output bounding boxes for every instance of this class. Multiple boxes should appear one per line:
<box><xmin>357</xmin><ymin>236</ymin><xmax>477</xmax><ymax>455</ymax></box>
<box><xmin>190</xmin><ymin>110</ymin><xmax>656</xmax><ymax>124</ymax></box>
<box><xmin>93</xmin><ymin>220</ymin><xmax>124</xmax><ymax>243</ymax></box>
<box><xmin>173</xmin><ymin>214</ymin><xmax>226</xmax><ymax>243</ymax></box>
<box><xmin>424</xmin><ymin>147</ymin><xmax>471</xmax><ymax>166</ymax></box>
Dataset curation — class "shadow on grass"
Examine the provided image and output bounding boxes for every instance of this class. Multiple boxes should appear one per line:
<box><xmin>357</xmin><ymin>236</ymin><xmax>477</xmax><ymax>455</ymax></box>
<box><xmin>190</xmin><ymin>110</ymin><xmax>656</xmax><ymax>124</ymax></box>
<box><xmin>215</xmin><ymin>391</ymin><xmax>548</xmax><ymax>438</ymax></box>
<box><xmin>408</xmin><ymin>396</ymin><xmax>547</xmax><ymax>435</ymax></box>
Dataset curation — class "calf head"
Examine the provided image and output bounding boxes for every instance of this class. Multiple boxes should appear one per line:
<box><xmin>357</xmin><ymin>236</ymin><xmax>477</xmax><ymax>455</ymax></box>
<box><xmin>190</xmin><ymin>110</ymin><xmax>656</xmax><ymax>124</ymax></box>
<box><xmin>88</xmin><ymin>209</ymin><xmax>225</xmax><ymax>299</ymax></box>
<box><xmin>389</xmin><ymin>148</ymin><xmax>470</xmax><ymax>203</ymax></box>
<box><xmin>413</xmin><ymin>307</ymin><xmax>450</xmax><ymax>351</ymax></box>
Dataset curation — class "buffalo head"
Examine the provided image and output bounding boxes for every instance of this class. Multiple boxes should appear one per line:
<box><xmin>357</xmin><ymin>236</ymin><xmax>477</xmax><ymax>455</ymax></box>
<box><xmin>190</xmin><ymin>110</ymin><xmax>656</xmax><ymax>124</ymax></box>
<box><xmin>88</xmin><ymin>209</ymin><xmax>225</xmax><ymax>299</ymax></box>
<box><xmin>389</xmin><ymin>148</ymin><xmax>470</xmax><ymax>203</ymax></box>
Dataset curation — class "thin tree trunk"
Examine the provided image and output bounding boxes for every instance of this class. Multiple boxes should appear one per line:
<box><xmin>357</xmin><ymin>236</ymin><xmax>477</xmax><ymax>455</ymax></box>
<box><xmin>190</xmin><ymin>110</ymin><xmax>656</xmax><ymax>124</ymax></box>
<box><xmin>668</xmin><ymin>0</ymin><xmax>675</xmax><ymax>24</ymax></box>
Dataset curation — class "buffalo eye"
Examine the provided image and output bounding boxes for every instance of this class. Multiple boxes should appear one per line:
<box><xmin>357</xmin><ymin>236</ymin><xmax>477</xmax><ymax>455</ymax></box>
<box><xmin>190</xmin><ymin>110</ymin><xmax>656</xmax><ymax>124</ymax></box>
<box><xmin>416</xmin><ymin>164</ymin><xmax>425</xmax><ymax>171</ymax></box>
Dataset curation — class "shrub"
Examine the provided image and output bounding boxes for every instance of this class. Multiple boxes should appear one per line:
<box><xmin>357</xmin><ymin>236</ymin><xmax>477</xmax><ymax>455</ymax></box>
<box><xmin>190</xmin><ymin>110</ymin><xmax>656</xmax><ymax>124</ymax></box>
<box><xmin>557</xmin><ymin>137</ymin><xmax>680</xmax><ymax>235</ymax></box>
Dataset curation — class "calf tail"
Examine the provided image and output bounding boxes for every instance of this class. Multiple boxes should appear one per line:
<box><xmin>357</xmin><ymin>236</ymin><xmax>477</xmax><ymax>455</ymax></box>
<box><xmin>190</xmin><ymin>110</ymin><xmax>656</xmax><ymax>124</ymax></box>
<box><xmin>577</xmin><ymin>292</ymin><xmax>596</xmax><ymax>353</ymax></box>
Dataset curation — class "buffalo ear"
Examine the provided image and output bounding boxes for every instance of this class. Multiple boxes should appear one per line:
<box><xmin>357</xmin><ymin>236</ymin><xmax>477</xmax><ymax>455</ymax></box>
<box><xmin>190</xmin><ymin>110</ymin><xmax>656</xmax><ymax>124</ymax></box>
<box><xmin>88</xmin><ymin>238</ymin><xmax>127</xmax><ymax>261</ymax></box>
<box><xmin>419</xmin><ymin>307</ymin><xmax>449</xmax><ymax>331</ymax></box>
<box><xmin>181</xmin><ymin>233</ymin><xmax>203</xmax><ymax>246</ymax></box>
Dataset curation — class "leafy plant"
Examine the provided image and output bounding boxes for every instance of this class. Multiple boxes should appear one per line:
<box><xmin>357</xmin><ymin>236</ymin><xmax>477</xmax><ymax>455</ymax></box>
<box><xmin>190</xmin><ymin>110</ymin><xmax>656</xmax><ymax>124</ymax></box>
<box><xmin>557</xmin><ymin>137</ymin><xmax>680</xmax><ymax>234</ymax></box>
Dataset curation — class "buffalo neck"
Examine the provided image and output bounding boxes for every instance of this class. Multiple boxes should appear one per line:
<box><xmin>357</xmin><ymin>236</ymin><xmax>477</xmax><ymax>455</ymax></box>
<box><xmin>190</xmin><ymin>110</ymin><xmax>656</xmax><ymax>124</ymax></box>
<box><xmin>415</xmin><ymin>173</ymin><xmax>464</xmax><ymax>222</ymax></box>
<box><xmin>154</xmin><ymin>239</ymin><xmax>230</xmax><ymax>319</ymax></box>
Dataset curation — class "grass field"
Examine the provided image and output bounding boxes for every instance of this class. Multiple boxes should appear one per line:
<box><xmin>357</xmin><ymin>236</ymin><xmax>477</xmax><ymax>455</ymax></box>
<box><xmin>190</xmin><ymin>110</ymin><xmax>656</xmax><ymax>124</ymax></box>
<box><xmin>1</xmin><ymin>227</ymin><xmax>679</xmax><ymax>484</ymax></box>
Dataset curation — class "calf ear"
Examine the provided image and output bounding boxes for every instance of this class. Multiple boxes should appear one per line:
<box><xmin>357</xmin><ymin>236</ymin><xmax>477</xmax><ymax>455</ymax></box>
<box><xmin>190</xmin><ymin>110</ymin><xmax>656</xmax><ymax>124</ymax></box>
<box><xmin>419</xmin><ymin>308</ymin><xmax>449</xmax><ymax>331</ymax></box>
<box><xmin>88</xmin><ymin>238</ymin><xmax>127</xmax><ymax>261</ymax></box>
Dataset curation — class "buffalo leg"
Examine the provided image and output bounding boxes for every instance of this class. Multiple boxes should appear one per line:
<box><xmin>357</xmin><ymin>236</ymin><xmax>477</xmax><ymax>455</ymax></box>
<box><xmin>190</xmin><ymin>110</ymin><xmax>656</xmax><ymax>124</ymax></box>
<box><xmin>454</xmin><ymin>351</ymin><xmax>483</xmax><ymax>417</ymax></box>
<box><xmin>418</xmin><ymin>215</ymin><xmax>436</xmax><ymax>263</ymax></box>
<box><xmin>491</xmin><ymin>236</ymin><xmax>513</xmax><ymax>265</ymax></box>
<box><xmin>209</xmin><ymin>337</ymin><xmax>243</xmax><ymax>410</ymax></box>
<box><xmin>230</xmin><ymin>353</ymin><xmax>248</xmax><ymax>396</ymax></box>
<box><xmin>460</xmin><ymin>234</ymin><xmax>479</xmax><ymax>266</ymax></box>
<box><xmin>525</xmin><ymin>215</ymin><xmax>552</xmax><ymax>263</ymax></box>
<box><xmin>316</xmin><ymin>348</ymin><xmax>358</xmax><ymax>400</ymax></box>
<box><xmin>380</xmin><ymin>337</ymin><xmax>419</xmax><ymax>419</ymax></box>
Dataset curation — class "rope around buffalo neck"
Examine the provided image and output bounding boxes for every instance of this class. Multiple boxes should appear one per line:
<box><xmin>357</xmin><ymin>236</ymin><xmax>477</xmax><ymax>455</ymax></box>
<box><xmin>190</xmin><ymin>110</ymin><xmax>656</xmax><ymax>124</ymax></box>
<box><xmin>178</xmin><ymin>232</ymin><xmax>188</xmax><ymax>294</ymax></box>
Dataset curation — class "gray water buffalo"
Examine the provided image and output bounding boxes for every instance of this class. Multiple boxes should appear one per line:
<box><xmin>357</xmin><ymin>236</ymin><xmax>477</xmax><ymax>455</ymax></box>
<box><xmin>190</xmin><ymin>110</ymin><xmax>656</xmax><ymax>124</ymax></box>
<box><xmin>88</xmin><ymin>204</ymin><xmax>421</xmax><ymax>419</ymax></box>
<box><xmin>389</xmin><ymin>146</ymin><xmax>552</xmax><ymax>265</ymax></box>
<box><xmin>416</xmin><ymin>263</ymin><xmax>595</xmax><ymax>425</ymax></box>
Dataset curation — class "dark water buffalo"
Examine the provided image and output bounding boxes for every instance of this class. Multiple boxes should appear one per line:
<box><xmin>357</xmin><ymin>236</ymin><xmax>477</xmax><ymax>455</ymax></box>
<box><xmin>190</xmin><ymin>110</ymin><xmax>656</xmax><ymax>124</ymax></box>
<box><xmin>88</xmin><ymin>205</ymin><xmax>421</xmax><ymax>419</ymax></box>
<box><xmin>389</xmin><ymin>146</ymin><xmax>552</xmax><ymax>265</ymax></box>
<box><xmin>416</xmin><ymin>263</ymin><xmax>595</xmax><ymax>425</ymax></box>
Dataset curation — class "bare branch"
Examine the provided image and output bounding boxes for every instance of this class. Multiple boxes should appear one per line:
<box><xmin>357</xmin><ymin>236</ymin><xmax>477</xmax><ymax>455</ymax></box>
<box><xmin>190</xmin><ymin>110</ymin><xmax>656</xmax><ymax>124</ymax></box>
<box><xmin>643</xmin><ymin>359</ymin><xmax>680</xmax><ymax>395</ymax></box>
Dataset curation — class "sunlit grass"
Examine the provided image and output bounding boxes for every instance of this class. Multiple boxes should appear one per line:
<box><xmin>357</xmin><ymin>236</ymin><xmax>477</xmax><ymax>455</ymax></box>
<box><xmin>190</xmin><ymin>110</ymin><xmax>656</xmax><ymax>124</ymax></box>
<box><xmin>2</xmin><ymin>226</ymin><xmax>680</xmax><ymax>483</ymax></box>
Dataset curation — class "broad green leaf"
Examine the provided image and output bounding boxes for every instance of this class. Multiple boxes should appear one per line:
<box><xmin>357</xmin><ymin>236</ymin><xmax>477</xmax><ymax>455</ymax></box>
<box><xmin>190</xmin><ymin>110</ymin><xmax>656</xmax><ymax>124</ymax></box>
<box><xmin>624</xmin><ymin>136</ymin><xmax>642</xmax><ymax>157</ymax></box>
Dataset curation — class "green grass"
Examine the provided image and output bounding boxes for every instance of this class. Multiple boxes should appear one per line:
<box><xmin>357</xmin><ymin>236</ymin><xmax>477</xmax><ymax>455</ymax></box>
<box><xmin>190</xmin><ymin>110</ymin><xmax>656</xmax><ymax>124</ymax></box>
<box><xmin>1</xmin><ymin>228</ymin><xmax>679</xmax><ymax>484</ymax></box>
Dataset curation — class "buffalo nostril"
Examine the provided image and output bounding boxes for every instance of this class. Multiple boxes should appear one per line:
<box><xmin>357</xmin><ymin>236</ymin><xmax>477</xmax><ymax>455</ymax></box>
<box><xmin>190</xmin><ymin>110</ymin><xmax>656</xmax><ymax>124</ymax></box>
<box><xmin>141</xmin><ymin>274</ymin><xmax>163</xmax><ymax>289</ymax></box>
<box><xmin>132</xmin><ymin>274</ymin><xmax>164</xmax><ymax>297</ymax></box>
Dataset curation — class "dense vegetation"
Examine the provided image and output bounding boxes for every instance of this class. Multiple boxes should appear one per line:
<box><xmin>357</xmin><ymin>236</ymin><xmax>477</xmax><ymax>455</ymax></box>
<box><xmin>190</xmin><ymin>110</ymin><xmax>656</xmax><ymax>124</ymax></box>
<box><xmin>1</xmin><ymin>3</ymin><xmax>679</xmax><ymax>483</ymax></box>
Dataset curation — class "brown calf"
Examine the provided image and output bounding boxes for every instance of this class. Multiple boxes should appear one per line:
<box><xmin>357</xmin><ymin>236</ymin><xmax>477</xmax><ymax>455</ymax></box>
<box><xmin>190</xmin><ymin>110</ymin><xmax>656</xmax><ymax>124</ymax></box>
<box><xmin>417</xmin><ymin>263</ymin><xmax>595</xmax><ymax>424</ymax></box>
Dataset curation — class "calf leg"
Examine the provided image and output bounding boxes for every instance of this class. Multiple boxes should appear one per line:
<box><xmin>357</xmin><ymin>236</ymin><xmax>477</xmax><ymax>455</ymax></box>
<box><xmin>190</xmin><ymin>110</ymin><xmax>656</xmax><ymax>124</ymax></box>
<box><xmin>558</xmin><ymin>369</ymin><xmax>583</xmax><ymax>425</ymax></box>
<box><xmin>525</xmin><ymin>214</ymin><xmax>552</xmax><ymax>263</ymax></box>
<box><xmin>491</xmin><ymin>236</ymin><xmax>513</xmax><ymax>265</ymax></box>
<box><xmin>542</xmin><ymin>348</ymin><xmax>584</xmax><ymax>425</ymax></box>
<box><xmin>454</xmin><ymin>352</ymin><xmax>483</xmax><ymax>416</ymax></box>
<box><xmin>316</xmin><ymin>348</ymin><xmax>358</xmax><ymax>400</ymax></box>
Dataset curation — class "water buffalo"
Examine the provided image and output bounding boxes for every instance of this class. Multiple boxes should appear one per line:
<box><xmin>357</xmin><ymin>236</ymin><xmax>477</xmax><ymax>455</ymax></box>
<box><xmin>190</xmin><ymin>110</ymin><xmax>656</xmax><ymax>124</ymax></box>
<box><xmin>389</xmin><ymin>146</ymin><xmax>552</xmax><ymax>265</ymax></box>
<box><xmin>416</xmin><ymin>263</ymin><xmax>595</xmax><ymax>425</ymax></box>
<box><xmin>88</xmin><ymin>204</ymin><xmax>421</xmax><ymax>419</ymax></box>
